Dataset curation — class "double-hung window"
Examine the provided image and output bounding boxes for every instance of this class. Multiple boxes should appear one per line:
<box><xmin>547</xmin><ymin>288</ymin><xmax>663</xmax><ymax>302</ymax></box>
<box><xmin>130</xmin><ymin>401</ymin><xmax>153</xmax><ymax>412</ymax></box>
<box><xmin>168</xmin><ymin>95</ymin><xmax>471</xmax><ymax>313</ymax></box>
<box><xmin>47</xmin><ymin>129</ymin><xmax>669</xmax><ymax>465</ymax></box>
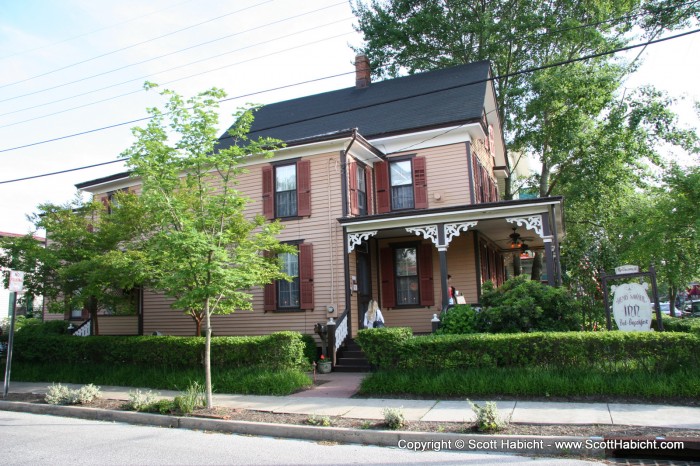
<box><xmin>263</xmin><ymin>160</ymin><xmax>311</xmax><ymax>220</ymax></box>
<box><xmin>356</xmin><ymin>165</ymin><xmax>367</xmax><ymax>215</ymax></box>
<box><xmin>275</xmin><ymin>164</ymin><xmax>297</xmax><ymax>218</ymax></box>
<box><xmin>278</xmin><ymin>249</ymin><xmax>300</xmax><ymax>309</ymax></box>
<box><xmin>394</xmin><ymin>246</ymin><xmax>419</xmax><ymax>305</ymax></box>
<box><xmin>375</xmin><ymin>156</ymin><xmax>427</xmax><ymax>214</ymax></box>
<box><xmin>390</xmin><ymin>160</ymin><xmax>414</xmax><ymax>210</ymax></box>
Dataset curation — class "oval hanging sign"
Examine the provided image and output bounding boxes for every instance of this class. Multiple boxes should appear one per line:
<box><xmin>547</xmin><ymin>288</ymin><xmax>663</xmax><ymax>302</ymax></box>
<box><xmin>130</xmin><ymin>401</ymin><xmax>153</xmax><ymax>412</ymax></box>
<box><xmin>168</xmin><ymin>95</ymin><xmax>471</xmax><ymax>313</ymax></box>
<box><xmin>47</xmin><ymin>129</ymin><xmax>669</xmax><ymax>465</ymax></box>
<box><xmin>611</xmin><ymin>283</ymin><xmax>652</xmax><ymax>331</ymax></box>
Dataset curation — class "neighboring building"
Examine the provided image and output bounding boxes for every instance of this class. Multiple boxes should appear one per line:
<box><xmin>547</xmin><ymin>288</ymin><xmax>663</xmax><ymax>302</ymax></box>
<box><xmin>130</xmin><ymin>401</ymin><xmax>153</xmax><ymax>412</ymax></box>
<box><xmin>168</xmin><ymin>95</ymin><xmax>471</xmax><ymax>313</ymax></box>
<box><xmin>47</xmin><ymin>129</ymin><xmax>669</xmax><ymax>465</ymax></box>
<box><xmin>73</xmin><ymin>57</ymin><xmax>565</xmax><ymax>345</ymax></box>
<box><xmin>0</xmin><ymin>231</ymin><xmax>45</xmax><ymax>322</ymax></box>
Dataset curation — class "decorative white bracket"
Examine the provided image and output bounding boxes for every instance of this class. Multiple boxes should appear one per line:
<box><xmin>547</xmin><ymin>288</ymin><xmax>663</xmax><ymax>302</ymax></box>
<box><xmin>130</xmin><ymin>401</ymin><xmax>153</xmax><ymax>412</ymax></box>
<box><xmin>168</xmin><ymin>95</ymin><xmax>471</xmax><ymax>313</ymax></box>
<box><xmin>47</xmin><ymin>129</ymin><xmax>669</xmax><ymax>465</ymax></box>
<box><xmin>347</xmin><ymin>231</ymin><xmax>378</xmax><ymax>253</ymax></box>
<box><xmin>405</xmin><ymin>225</ymin><xmax>439</xmax><ymax>247</ymax></box>
<box><xmin>444</xmin><ymin>222</ymin><xmax>478</xmax><ymax>246</ymax></box>
<box><xmin>407</xmin><ymin>222</ymin><xmax>477</xmax><ymax>251</ymax></box>
<box><xmin>506</xmin><ymin>215</ymin><xmax>544</xmax><ymax>238</ymax></box>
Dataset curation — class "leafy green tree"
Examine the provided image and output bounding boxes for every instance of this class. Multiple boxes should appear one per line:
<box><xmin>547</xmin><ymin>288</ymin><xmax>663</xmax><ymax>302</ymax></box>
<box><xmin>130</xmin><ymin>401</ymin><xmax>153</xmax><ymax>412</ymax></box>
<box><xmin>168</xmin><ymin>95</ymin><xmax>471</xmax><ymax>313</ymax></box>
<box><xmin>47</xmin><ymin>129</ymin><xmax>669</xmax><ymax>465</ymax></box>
<box><xmin>0</xmin><ymin>194</ymin><xmax>145</xmax><ymax>335</ymax></box>
<box><xmin>121</xmin><ymin>86</ymin><xmax>292</xmax><ymax>407</ymax></box>
<box><xmin>615</xmin><ymin>164</ymin><xmax>700</xmax><ymax>314</ymax></box>
<box><xmin>353</xmin><ymin>0</ymin><xmax>698</xmax><ymax>195</ymax></box>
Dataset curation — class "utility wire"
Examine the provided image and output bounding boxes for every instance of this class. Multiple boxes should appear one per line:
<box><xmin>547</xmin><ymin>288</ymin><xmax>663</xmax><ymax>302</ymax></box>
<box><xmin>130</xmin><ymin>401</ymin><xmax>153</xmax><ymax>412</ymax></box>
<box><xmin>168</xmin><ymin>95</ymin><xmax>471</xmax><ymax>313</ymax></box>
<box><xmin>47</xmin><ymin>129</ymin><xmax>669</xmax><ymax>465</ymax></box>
<box><xmin>0</xmin><ymin>21</ymin><xmax>355</xmax><ymax>128</ymax></box>
<box><xmin>0</xmin><ymin>69</ymin><xmax>356</xmax><ymax>158</ymax></box>
<box><xmin>0</xmin><ymin>0</ymin><xmax>275</xmax><ymax>89</ymax></box>
<box><xmin>0</xmin><ymin>0</ymin><xmax>195</xmax><ymax>61</ymax></box>
<box><xmin>2</xmin><ymin>0</ymin><xmax>690</xmax><ymax>119</ymax></box>
<box><xmin>0</xmin><ymin>2</ymin><xmax>348</xmax><ymax>106</ymax></box>
<box><xmin>0</xmin><ymin>159</ymin><xmax>127</xmax><ymax>185</ymax></box>
<box><xmin>1</xmin><ymin>26</ymin><xmax>698</xmax><ymax>179</ymax></box>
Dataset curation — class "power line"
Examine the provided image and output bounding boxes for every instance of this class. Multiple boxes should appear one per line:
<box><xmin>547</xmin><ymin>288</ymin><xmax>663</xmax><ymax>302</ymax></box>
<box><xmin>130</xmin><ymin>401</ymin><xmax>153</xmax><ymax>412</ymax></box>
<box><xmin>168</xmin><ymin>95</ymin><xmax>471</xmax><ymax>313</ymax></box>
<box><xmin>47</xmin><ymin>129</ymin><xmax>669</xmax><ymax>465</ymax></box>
<box><xmin>0</xmin><ymin>0</ymin><xmax>275</xmax><ymax>90</ymax></box>
<box><xmin>1</xmin><ymin>27</ymin><xmax>698</xmax><ymax>177</ymax></box>
<box><xmin>0</xmin><ymin>21</ymin><xmax>355</xmax><ymax>129</ymax></box>
<box><xmin>0</xmin><ymin>69</ymin><xmax>356</xmax><ymax>157</ymax></box>
<box><xmin>0</xmin><ymin>0</ymin><xmax>195</xmax><ymax>61</ymax></box>
<box><xmin>0</xmin><ymin>159</ymin><xmax>127</xmax><ymax>185</ymax></box>
<box><xmin>217</xmin><ymin>28</ymin><xmax>700</xmax><ymax>141</ymax></box>
<box><xmin>0</xmin><ymin>2</ymin><xmax>348</xmax><ymax>107</ymax></box>
<box><xmin>2</xmin><ymin>0</ymin><xmax>689</xmax><ymax>119</ymax></box>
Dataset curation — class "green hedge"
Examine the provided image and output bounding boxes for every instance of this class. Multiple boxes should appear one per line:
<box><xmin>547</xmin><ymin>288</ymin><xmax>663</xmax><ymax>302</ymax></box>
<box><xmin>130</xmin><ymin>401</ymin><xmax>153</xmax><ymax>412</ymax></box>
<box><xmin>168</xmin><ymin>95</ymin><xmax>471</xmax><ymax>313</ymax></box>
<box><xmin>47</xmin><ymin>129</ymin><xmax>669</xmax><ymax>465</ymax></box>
<box><xmin>657</xmin><ymin>316</ymin><xmax>700</xmax><ymax>335</ymax></box>
<box><xmin>356</xmin><ymin>328</ymin><xmax>700</xmax><ymax>372</ymax></box>
<box><xmin>355</xmin><ymin>327</ymin><xmax>412</xmax><ymax>367</ymax></box>
<box><xmin>12</xmin><ymin>331</ymin><xmax>307</xmax><ymax>370</ymax></box>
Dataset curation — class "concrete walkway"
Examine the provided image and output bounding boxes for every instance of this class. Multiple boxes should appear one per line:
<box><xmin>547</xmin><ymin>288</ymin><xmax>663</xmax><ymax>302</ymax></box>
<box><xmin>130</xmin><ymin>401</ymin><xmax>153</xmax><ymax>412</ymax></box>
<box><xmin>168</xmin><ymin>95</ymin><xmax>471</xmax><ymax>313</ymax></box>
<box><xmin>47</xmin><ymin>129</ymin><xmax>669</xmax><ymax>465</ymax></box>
<box><xmin>7</xmin><ymin>378</ymin><xmax>700</xmax><ymax>430</ymax></box>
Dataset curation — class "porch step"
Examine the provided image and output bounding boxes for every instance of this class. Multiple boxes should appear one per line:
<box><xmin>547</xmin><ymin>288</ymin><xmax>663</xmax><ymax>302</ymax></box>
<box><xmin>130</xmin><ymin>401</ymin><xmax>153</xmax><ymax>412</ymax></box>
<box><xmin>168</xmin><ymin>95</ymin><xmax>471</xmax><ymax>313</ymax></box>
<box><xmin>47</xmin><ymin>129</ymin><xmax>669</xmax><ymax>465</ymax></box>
<box><xmin>334</xmin><ymin>339</ymin><xmax>371</xmax><ymax>373</ymax></box>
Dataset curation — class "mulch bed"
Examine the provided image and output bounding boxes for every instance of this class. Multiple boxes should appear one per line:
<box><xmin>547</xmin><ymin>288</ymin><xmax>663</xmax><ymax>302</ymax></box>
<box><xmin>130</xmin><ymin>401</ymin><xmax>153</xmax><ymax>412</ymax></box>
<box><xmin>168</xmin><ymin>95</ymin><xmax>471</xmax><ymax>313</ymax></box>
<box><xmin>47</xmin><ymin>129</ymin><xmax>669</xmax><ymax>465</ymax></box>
<box><xmin>4</xmin><ymin>392</ymin><xmax>700</xmax><ymax>439</ymax></box>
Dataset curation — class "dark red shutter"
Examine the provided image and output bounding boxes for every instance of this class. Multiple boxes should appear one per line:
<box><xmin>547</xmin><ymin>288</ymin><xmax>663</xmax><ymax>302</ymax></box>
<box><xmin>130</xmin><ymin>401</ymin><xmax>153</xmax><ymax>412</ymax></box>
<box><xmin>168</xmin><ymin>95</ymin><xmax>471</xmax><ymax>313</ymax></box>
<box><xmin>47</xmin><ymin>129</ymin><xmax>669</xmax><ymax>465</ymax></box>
<box><xmin>419</xmin><ymin>243</ymin><xmax>434</xmax><ymax>306</ymax></box>
<box><xmin>472</xmin><ymin>156</ymin><xmax>480</xmax><ymax>203</ymax></box>
<box><xmin>412</xmin><ymin>156</ymin><xmax>428</xmax><ymax>209</ymax></box>
<box><xmin>264</xmin><ymin>283</ymin><xmax>276</xmax><ymax>311</ymax></box>
<box><xmin>365</xmin><ymin>166</ymin><xmax>373</xmax><ymax>214</ymax></box>
<box><xmin>263</xmin><ymin>250</ymin><xmax>277</xmax><ymax>311</ymax></box>
<box><xmin>375</xmin><ymin>161</ymin><xmax>390</xmax><ymax>214</ymax></box>
<box><xmin>262</xmin><ymin>166</ymin><xmax>274</xmax><ymax>220</ymax></box>
<box><xmin>99</xmin><ymin>195</ymin><xmax>109</xmax><ymax>210</ymax></box>
<box><xmin>380</xmin><ymin>247</ymin><xmax>396</xmax><ymax>308</ymax></box>
<box><xmin>297</xmin><ymin>160</ymin><xmax>311</xmax><ymax>217</ymax></box>
<box><xmin>348</xmin><ymin>161</ymin><xmax>359</xmax><ymax>215</ymax></box>
<box><xmin>299</xmin><ymin>243</ymin><xmax>314</xmax><ymax>309</ymax></box>
<box><xmin>480</xmin><ymin>241</ymin><xmax>489</xmax><ymax>283</ymax></box>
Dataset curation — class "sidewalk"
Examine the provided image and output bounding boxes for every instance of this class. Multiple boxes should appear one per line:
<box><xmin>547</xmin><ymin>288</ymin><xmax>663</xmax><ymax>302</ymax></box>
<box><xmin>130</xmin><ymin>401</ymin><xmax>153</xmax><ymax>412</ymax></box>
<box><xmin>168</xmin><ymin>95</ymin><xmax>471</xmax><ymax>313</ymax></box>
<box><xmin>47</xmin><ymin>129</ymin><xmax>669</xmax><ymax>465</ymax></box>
<box><xmin>7</xmin><ymin>377</ymin><xmax>700</xmax><ymax>430</ymax></box>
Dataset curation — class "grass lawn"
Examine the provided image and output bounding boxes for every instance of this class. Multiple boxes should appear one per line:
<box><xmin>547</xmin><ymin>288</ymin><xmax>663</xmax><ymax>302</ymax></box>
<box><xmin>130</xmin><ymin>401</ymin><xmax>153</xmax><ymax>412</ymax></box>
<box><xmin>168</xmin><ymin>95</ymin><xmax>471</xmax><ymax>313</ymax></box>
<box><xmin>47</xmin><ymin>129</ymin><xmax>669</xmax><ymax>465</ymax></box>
<box><xmin>359</xmin><ymin>367</ymin><xmax>700</xmax><ymax>399</ymax></box>
<box><xmin>7</xmin><ymin>362</ymin><xmax>312</xmax><ymax>396</ymax></box>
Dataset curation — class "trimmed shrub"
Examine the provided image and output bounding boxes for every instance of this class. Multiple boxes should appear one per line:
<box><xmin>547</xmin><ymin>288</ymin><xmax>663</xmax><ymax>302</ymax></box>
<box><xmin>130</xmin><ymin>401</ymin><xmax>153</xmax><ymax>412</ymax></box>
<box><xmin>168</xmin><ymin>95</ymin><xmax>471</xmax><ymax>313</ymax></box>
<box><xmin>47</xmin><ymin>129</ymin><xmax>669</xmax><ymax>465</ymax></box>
<box><xmin>355</xmin><ymin>327</ymin><xmax>412</xmax><ymax>367</ymax></box>
<box><xmin>435</xmin><ymin>305</ymin><xmax>479</xmax><ymax>335</ymax></box>
<box><xmin>477</xmin><ymin>276</ymin><xmax>582</xmax><ymax>333</ymax></box>
<box><xmin>657</xmin><ymin>316</ymin><xmax>700</xmax><ymax>335</ymax></box>
<box><xmin>301</xmin><ymin>334</ymin><xmax>318</xmax><ymax>367</ymax></box>
<box><xmin>358</xmin><ymin>330</ymin><xmax>700</xmax><ymax>372</ymax></box>
<box><xmin>12</xmin><ymin>331</ymin><xmax>308</xmax><ymax>370</ymax></box>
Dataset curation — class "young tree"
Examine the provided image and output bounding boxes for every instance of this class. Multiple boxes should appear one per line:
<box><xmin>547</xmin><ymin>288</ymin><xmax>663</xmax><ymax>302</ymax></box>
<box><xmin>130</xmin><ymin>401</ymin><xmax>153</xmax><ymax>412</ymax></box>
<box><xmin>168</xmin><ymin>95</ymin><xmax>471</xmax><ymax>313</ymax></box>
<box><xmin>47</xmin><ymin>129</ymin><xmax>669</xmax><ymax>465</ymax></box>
<box><xmin>121</xmin><ymin>86</ymin><xmax>292</xmax><ymax>407</ymax></box>
<box><xmin>0</xmin><ymin>194</ymin><xmax>145</xmax><ymax>335</ymax></box>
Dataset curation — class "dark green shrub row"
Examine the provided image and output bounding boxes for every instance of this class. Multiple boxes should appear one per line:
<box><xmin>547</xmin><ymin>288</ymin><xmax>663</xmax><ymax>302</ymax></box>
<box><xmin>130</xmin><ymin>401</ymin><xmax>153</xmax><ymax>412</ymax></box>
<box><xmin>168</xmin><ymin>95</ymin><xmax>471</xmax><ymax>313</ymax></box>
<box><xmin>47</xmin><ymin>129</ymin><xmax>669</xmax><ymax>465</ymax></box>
<box><xmin>13</xmin><ymin>331</ymin><xmax>308</xmax><ymax>370</ymax></box>
<box><xmin>357</xmin><ymin>328</ymin><xmax>700</xmax><ymax>372</ymax></box>
<box><xmin>656</xmin><ymin>316</ymin><xmax>700</xmax><ymax>335</ymax></box>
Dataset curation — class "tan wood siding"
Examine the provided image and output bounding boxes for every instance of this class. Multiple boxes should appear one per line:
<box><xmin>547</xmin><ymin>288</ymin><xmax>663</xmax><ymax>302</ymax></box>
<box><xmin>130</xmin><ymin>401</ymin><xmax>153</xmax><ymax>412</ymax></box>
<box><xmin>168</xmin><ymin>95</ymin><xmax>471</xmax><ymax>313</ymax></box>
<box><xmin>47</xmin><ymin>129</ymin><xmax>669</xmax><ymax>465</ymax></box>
<box><xmin>388</xmin><ymin>143</ymin><xmax>471</xmax><ymax>209</ymax></box>
<box><xmin>142</xmin><ymin>151</ymin><xmax>346</xmax><ymax>338</ymax></box>
<box><xmin>99</xmin><ymin>316</ymin><xmax>138</xmax><ymax>335</ymax></box>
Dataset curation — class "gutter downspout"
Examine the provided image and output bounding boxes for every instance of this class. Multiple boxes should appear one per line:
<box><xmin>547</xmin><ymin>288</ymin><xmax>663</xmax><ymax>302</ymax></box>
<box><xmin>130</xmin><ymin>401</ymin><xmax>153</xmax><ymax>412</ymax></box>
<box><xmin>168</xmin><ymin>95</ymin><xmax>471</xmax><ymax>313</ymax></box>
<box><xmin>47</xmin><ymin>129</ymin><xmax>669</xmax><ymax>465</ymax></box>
<box><xmin>341</xmin><ymin>129</ymin><xmax>358</xmax><ymax>336</ymax></box>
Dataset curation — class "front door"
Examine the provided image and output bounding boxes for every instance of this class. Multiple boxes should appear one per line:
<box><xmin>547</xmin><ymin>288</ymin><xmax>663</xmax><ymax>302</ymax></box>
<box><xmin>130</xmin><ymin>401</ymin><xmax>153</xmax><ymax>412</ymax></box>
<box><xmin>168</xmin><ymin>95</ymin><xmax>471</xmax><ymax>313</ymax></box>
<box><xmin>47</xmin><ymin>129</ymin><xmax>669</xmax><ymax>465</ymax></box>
<box><xmin>356</xmin><ymin>248</ymin><xmax>372</xmax><ymax>330</ymax></box>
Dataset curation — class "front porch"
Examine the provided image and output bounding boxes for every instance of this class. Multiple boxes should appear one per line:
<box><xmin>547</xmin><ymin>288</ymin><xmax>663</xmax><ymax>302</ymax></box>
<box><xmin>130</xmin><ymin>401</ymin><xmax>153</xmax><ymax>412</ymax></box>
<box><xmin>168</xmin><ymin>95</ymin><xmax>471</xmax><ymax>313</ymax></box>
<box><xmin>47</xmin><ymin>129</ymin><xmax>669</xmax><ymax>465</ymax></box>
<box><xmin>339</xmin><ymin>197</ymin><xmax>565</xmax><ymax>338</ymax></box>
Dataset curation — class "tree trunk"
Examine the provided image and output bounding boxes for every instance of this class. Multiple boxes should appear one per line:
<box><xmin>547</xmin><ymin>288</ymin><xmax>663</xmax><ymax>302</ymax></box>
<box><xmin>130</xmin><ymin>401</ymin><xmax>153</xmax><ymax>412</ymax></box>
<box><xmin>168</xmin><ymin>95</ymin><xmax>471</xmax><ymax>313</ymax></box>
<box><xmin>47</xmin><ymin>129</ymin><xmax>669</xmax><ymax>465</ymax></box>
<box><xmin>513</xmin><ymin>252</ymin><xmax>521</xmax><ymax>277</ymax></box>
<box><xmin>204</xmin><ymin>299</ymin><xmax>213</xmax><ymax>409</ymax></box>
<box><xmin>88</xmin><ymin>296</ymin><xmax>99</xmax><ymax>336</ymax></box>
<box><xmin>531</xmin><ymin>252</ymin><xmax>542</xmax><ymax>281</ymax></box>
<box><xmin>192</xmin><ymin>314</ymin><xmax>202</xmax><ymax>337</ymax></box>
<box><xmin>539</xmin><ymin>160</ymin><xmax>550</xmax><ymax>198</ymax></box>
<box><xmin>669</xmin><ymin>284</ymin><xmax>677</xmax><ymax>318</ymax></box>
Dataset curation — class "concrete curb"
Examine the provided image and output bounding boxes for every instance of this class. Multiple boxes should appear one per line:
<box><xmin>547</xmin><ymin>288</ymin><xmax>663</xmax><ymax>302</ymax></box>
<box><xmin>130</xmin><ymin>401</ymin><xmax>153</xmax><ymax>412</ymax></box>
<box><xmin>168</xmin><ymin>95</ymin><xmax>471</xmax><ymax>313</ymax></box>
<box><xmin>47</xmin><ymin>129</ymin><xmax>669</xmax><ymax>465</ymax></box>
<box><xmin>0</xmin><ymin>400</ymin><xmax>604</xmax><ymax>457</ymax></box>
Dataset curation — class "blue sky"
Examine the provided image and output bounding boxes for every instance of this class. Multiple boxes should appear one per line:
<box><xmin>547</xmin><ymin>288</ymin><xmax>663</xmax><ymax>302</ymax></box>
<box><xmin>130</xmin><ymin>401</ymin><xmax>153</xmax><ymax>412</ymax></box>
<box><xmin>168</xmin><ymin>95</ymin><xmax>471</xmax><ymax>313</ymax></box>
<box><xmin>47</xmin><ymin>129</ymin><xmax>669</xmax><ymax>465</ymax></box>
<box><xmin>0</xmin><ymin>0</ymin><xmax>698</xmax><ymax>234</ymax></box>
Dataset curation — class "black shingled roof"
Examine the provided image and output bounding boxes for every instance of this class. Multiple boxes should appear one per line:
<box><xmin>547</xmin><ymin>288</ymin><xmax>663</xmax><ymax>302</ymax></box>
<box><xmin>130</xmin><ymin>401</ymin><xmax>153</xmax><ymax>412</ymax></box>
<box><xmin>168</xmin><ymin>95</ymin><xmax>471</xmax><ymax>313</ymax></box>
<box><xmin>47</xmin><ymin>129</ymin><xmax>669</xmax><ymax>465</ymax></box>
<box><xmin>217</xmin><ymin>61</ymin><xmax>491</xmax><ymax>149</ymax></box>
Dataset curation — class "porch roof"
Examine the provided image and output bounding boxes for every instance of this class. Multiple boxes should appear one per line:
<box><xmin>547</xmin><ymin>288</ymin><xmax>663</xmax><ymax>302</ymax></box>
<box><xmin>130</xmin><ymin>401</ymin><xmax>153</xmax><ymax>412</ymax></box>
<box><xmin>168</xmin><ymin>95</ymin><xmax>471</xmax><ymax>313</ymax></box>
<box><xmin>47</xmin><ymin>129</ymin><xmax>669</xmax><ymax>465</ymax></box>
<box><xmin>339</xmin><ymin>197</ymin><xmax>564</xmax><ymax>252</ymax></box>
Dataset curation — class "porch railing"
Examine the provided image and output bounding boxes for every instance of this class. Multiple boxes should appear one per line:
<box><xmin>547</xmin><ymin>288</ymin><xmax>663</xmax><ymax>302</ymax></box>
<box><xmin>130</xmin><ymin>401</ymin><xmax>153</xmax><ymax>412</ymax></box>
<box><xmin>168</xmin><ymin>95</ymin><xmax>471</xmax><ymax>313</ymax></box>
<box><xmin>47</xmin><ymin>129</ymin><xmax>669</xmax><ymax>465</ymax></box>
<box><xmin>327</xmin><ymin>308</ymin><xmax>349</xmax><ymax>367</ymax></box>
<box><xmin>72</xmin><ymin>319</ymin><xmax>91</xmax><ymax>337</ymax></box>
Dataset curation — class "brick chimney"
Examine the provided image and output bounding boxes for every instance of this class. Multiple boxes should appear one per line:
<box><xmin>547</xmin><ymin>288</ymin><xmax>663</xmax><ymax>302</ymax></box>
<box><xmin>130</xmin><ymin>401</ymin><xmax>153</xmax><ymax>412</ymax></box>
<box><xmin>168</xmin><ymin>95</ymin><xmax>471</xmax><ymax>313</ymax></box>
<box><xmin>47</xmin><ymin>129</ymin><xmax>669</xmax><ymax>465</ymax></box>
<box><xmin>355</xmin><ymin>54</ymin><xmax>371</xmax><ymax>89</ymax></box>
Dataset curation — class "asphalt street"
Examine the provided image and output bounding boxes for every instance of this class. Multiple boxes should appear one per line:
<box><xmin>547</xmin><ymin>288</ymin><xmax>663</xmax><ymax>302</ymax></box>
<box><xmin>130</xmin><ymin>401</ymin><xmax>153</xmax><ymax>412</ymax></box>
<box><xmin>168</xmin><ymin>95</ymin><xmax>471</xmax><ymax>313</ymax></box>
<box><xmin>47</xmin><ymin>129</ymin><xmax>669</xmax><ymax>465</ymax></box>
<box><xmin>1</xmin><ymin>411</ymin><xmax>600</xmax><ymax>465</ymax></box>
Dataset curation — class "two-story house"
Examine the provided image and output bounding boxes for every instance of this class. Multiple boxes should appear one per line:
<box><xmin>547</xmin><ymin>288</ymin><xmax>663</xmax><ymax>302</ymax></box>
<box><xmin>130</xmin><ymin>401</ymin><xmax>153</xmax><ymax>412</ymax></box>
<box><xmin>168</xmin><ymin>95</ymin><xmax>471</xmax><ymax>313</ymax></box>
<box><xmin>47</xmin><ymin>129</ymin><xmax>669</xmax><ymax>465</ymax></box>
<box><xmin>71</xmin><ymin>56</ymin><xmax>564</xmax><ymax>352</ymax></box>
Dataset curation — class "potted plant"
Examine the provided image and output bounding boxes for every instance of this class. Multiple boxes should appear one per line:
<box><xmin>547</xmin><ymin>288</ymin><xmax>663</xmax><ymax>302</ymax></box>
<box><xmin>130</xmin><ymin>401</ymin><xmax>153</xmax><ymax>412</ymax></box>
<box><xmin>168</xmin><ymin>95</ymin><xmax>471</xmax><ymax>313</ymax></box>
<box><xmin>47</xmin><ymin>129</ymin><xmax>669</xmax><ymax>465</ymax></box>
<box><xmin>316</xmin><ymin>354</ymin><xmax>332</xmax><ymax>374</ymax></box>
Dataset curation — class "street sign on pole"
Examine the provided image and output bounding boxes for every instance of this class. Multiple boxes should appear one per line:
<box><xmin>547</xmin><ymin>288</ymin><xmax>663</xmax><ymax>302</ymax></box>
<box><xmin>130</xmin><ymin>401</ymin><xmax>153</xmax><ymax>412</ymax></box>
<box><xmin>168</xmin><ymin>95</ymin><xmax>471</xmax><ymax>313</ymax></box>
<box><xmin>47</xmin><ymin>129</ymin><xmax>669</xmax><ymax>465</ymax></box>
<box><xmin>4</xmin><ymin>270</ymin><xmax>23</xmax><ymax>398</ymax></box>
<box><xmin>8</xmin><ymin>270</ymin><xmax>24</xmax><ymax>292</ymax></box>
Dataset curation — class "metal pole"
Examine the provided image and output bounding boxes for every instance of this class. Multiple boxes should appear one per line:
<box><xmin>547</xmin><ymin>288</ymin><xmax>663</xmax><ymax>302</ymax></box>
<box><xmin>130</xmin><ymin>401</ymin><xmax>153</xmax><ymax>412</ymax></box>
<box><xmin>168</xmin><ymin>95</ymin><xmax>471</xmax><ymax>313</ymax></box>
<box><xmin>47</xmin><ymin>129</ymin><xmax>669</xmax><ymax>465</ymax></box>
<box><xmin>3</xmin><ymin>292</ymin><xmax>17</xmax><ymax>398</ymax></box>
<box><xmin>601</xmin><ymin>271</ymin><xmax>612</xmax><ymax>331</ymax></box>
